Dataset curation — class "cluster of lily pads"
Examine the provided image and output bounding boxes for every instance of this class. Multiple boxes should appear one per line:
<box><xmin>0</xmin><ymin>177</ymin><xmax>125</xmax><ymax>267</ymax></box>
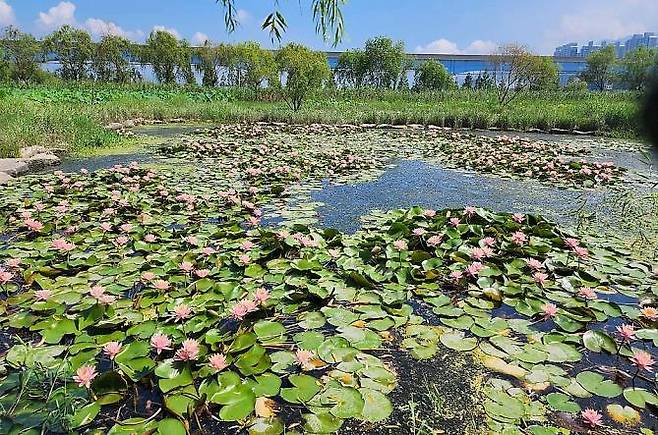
<box><xmin>0</xmin><ymin>123</ymin><xmax>654</xmax><ymax>434</ymax></box>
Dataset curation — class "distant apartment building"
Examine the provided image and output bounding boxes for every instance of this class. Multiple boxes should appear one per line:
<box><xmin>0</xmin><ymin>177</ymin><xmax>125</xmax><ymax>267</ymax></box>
<box><xmin>554</xmin><ymin>32</ymin><xmax>657</xmax><ymax>57</ymax></box>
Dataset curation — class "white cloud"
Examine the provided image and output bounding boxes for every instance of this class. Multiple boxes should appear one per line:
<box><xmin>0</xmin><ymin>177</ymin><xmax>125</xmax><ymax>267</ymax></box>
<box><xmin>416</xmin><ymin>39</ymin><xmax>498</xmax><ymax>55</ymax></box>
<box><xmin>153</xmin><ymin>25</ymin><xmax>180</xmax><ymax>39</ymax></box>
<box><xmin>236</xmin><ymin>9</ymin><xmax>250</xmax><ymax>24</ymax></box>
<box><xmin>0</xmin><ymin>0</ymin><xmax>15</xmax><ymax>26</ymax></box>
<box><xmin>192</xmin><ymin>32</ymin><xmax>210</xmax><ymax>45</ymax></box>
<box><xmin>84</xmin><ymin>18</ymin><xmax>143</xmax><ymax>41</ymax></box>
<box><xmin>36</xmin><ymin>1</ymin><xmax>76</xmax><ymax>30</ymax></box>
<box><xmin>547</xmin><ymin>0</ymin><xmax>658</xmax><ymax>48</ymax></box>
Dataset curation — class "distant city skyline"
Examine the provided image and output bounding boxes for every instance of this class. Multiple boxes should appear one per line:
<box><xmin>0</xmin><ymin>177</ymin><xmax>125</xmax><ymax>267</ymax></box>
<box><xmin>554</xmin><ymin>32</ymin><xmax>657</xmax><ymax>57</ymax></box>
<box><xmin>2</xmin><ymin>0</ymin><xmax>658</xmax><ymax>55</ymax></box>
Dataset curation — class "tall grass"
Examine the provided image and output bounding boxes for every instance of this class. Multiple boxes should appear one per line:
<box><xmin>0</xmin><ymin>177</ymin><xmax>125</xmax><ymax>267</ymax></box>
<box><xmin>0</xmin><ymin>83</ymin><xmax>642</xmax><ymax>158</ymax></box>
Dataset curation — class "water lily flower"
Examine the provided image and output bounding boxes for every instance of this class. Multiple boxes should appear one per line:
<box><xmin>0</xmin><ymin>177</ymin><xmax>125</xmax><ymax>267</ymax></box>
<box><xmin>174</xmin><ymin>339</ymin><xmax>200</xmax><ymax>361</ymax></box>
<box><xmin>631</xmin><ymin>350</ymin><xmax>655</xmax><ymax>372</ymax></box>
<box><xmin>471</xmin><ymin>247</ymin><xmax>489</xmax><ymax>260</ymax></box>
<box><xmin>541</xmin><ymin>303</ymin><xmax>558</xmax><ymax>319</ymax></box>
<box><xmin>449</xmin><ymin>217</ymin><xmax>461</xmax><ymax>226</ymax></box>
<box><xmin>238</xmin><ymin>254</ymin><xmax>251</xmax><ymax>265</ymax></box>
<box><xmin>581</xmin><ymin>408</ymin><xmax>603</xmax><ymax>427</ymax></box>
<box><xmin>0</xmin><ymin>270</ymin><xmax>14</xmax><ymax>284</ymax></box>
<box><xmin>573</xmin><ymin>246</ymin><xmax>589</xmax><ymax>259</ymax></box>
<box><xmin>427</xmin><ymin>235</ymin><xmax>442</xmax><ymax>247</ymax></box>
<box><xmin>412</xmin><ymin>228</ymin><xmax>427</xmax><ymax>237</ymax></box>
<box><xmin>564</xmin><ymin>238</ymin><xmax>580</xmax><ymax>249</ymax></box>
<box><xmin>180</xmin><ymin>262</ymin><xmax>194</xmax><ymax>273</ymax></box>
<box><xmin>464</xmin><ymin>206</ymin><xmax>477</xmax><ymax>217</ymax></box>
<box><xmin>142</xmin><ymin>271</ymin><xmax>156</xmax><ymax>281</ymax></box>
<box><xmin>103</xmin><ymin>342</ymin><xmax>123</xmax><ymax>360</ymax></box>
<box><xmin>99</xmin><ymin>222</ymin><xmax>112</xmax><ymax>232</ymax></box>
<box><xmin>481</xmin><ymin>237</ymin><xmax>496</xmax><ymax>247</ymax></box>
<box><xmin>195</xmin><ymin>269</ymin><xmax>210</xmax><ymax>278</ymax></box>
<box><xmin>24</xmin><ymin>218</ymin><xmax>44</xmax><ymax>232</ymax></box>
<box><xmin>328</xmin><ymin>249</ymin><xmax>341</xmax><ymax>258</ymax></box>
<box><xmin>423</xmin><ymin>209</ymin><xmax>436</xmax><ymax>218</ymax></box>
<box><xmin>34</xmin><ymin>289</ymin><xmax>52</xmax><ymax>301</ymax></box>
<box><xmin>150</xmin><ymin>333</ymin><xmax>172</xmax><ymax>355</ymax></box>
<box><xmin>578</xmin><ymin>287</ymin><xmax>597</xmax><ymax>300</ymax></box>
<box><xmin>533</xmin><ymin>272</ymin><xmax>549</xmax><ymax>286</ymax></box>
<box><xmin>51</xmin><ymin>238</ymin><xmax>75</xmax><ymax>252</ymax></box>
<box><xmin>153</xmin><ymin>280</ymin><xmax>170</xmax><ymax>291</ymax></box>
<box><xmin>73</xmin><ymin>365</ymin><xmax>98</xmax><ymax>388</ymax></box>
<box><xmin>295</xmin><ymin>349</ymin><xmax>315</xmax><ymax>369</ymax></box>
<box><xmin>254</xmin><ymin>288</ymin><xmax>270</xmax><ymax>305</ymax></box>
<box><xmin>173</xmin><ymin>304</ymin><xmax>193</xmax><ymax>321</ymax></box>
<box><xmin>208</xmin><ymin>353</ymin><xmax>228</xmax><ymax>371</ymax></box>
<box><xmin>512</xmin><ymin>213</ymin><xmax>525</xmax><ymax>223</ymax></box>
<box><xmin>241</xmin><ymin>240</ymin><xmax>255</xmax><ymax>250</ymax></box>
<box><xmin>511</xmin><ymin>231</ymin><xmax>527</xmax><ymax>246</ymax></box>
<box><xmin>114</xmin><ymin>235</ymin><xmax>129</xmax><ymax>247</ymax></box>
<box><xmin>641</xmin><ymin>306</ymin><xmax>658</xmax><ymax>321</ymax></box>
<box><xmin>184</xmin><ymin>236</ymin><xmax>199</xmax><ymax>246</ymax></box>
<box><xmin>232</xmin><ymin>299</ymin><xmax>258</xmax><ymax>320</ymax></box>
<box><xmin>449</xmin><ymin>270</ymin><xmax>464</xmax><ymax>282</ymax></box>
<box><xmin>526</xmin><ymin>258</ymin><xmax>543</xmax><ymax>270</ymax></box>
<box><xmin>465</xmin><ymin>262</ymin><xmax>484</xmax><ymax>277</ymax></box>
<box><xmin>392</xmin><ymin>240</ymin><xmax>408</xmax><ymax>251</ymax></box>
<box><xmin>144</xmin><ymin>234</ymin><xmax>157</xmax><ymax>243</ymax></box>
<box><xmin>616</xmin><ymin>324</ymin><xmax>636</xmax><ymax>342</ymax></box>
<box><xmin>6</xmin><ymin>258</ymin><xmax>21</xmax><ymax>269</ymax></box>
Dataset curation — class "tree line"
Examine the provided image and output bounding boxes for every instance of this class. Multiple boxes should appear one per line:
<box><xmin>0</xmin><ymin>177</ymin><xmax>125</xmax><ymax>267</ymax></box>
<box><xmin>1</xmin><ymin>25</ymin><xmax>656</xmax><ymax>110</ymax></box>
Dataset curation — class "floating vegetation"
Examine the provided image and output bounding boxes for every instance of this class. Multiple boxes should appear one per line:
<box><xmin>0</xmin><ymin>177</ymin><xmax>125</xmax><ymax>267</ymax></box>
<box><xmin>0</xmin><ymin>123</ymin><xmax>657</xmax><ymax>434</ymax></box>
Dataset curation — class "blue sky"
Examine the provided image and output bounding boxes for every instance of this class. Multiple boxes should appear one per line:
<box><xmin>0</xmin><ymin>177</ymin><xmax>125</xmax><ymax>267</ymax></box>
<box><xmin>1</xmin><ymin>0</ymin><xmax>657</xmax><ymax>54</ymax></box>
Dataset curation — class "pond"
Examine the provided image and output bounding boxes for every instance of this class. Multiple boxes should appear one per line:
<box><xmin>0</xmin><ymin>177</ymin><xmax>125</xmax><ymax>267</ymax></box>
<box><xmin>3</xmin><ymin>123</ymin><xmax>658</xmax><ymax>434</ymax></box>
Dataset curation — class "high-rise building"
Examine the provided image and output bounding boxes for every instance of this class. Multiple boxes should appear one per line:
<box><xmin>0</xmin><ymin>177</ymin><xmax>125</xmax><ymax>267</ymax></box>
<box><xmin>554</xmin><ymin>32</ymin><xmax>656</xmax><ymax>57</ymax></box>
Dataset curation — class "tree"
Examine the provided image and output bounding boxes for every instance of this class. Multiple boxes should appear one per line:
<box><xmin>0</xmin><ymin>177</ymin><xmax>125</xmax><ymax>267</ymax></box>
<box><xmin>92</xmin><ymin>34</ymin><xmax>134</xmax><ymax>83</ymax></box>
<box><xmin>44</xmin><ymin>25</ymin><xmax>93</xmax><ymax>81</ymax></box>
<box><xmin>618</xmin><ymin>46</ymin><xmax>657</xmax><ymax>91</ymax></box>
<box><xmin>362</xmin><ymin>37</ymin><xmax>408</xmax><ymax>89</ymax></box>
<box><xmin>475</xmin><ymin>72</ymin><xmax>496</xmax><ymax>90</ymax></box>
<box><xmin>195</xmin><ymin>41</ymin><xmax>220</xmax><ymax>87</ymax></box>
<box><xmin>335</xmin><ymin>50</ymin><xmax>368</xmax><ymax>88</ymax></box>
<box><xmin>565</xmin><ymin>76</ymin><xmax>588</xmax><ymax>94</ymax></box>
<box><xmin>490</xmin><ymin>44</ymin><xmax>559</xmax><ymax>106</ymax></box>
<box><xmin>216</xmin><ymin>0</ymin><xmax>346</xmax><ymax>46</ymax></box>
<box><xmin>581</xmin><ymin>45</ymin><xmax>616</xmax><ymax>91</ymax></box>
<box><xmin>462</xmin><ymin>72</ymin><xmax>474</xmax><ymax>89</ymax></box>
<box><xmin>0</xmin><ymin>26</ymin><xmax>42</xmax><ymax>84</ymax></box>
<box><xmin>143</xmin><ymin>30</ymin><xmax>194</xmax><ymax>85</ymax></box>
<box><xmin>413</xmin><ymin>59</ymin><xmax>455</xmax><ymax>91</ymax></box>
<box><xmin>231</xmin><ymin>42</ymin><xmax>277</xmax><ymax>90</ymax></box>
<box><xmin>276</xmin><ymin>43</ymin><xmax>331</xmax><ymax>111</ymax></box>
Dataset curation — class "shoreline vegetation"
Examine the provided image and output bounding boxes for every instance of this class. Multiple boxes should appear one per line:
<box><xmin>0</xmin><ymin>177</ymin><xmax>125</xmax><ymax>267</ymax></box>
<box><xmin>0</xmin><ymin>83</ymin><xmax>643</xmax><ymax>158</ymax></box>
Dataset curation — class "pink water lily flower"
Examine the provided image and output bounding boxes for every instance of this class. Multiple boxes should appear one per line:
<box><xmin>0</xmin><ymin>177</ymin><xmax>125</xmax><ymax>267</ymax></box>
<box><xmin>450</xmin><ymin>270</ymin><xmax>464</xmax><ymax>282</ymax></box>
<box><xmin>565</xmin><ymin>238</ymin><xmax>580</xmax><ymax>249</ymax></box>
<box><xmin>392</xmin><ymin>240</ymin><xmax>408</xmax><ymax>251</ymax></box>
<box><xmin>533</xmin><ymin>272</ymin><xmax>549</xmax><ymax>286</ymax></box>
<box><xmin>328</xmin><ymin>249</ymin><xmax>341</xmax><ymax>258</ymax></box>
<box><xmin>202</xmin><ymin>246</ymin><xmax>216</xmax><ymax>256</ymax></box>
<box><xmin>184</xmin><ymin>236</ymin><xmax>199</xmax><ymax>246</ymax></box>
<box><xmin>208</xmin><ymin>353</ymin><xmax>228</xmax><ymax>371</ymax></box>
<box><xmin>150</xmin><ymin>333</ymin><xmax>172</xmax><ymax>355</ymax></box>
<box><xmin>578</xmin><ymin>287</ymin><xmax>597</xmax><ymax>300</ymax></box>
<box><xmin>232</xmin><ymin>299</ymin><xmax>258</xmax><ymax>320</ymax></box>
<box><xmin>153</xmin><ymin>280</ymin><xmax>170</xmax><ymax>291</ymax></box>
<box><xmin>73</xmin><ymin>365</ymin><xmax>97</xmax><ymax>388</ymax></box>
<box><xmin>541</xmin><ymin>303</ymin><xmax>558</xmax><ymax>319</ymax></box>
<box><xmin>0</xmin><ymin>270</ymin><xmax>13</xmax><ymax>284</ymax></box>
<box><xmin>464</xmin><ymin>206</ymin><xmax>477</xmax><ymax>217</ymax></box>
<box><xmin>195</xmin><ymin>269</ymin><xmax>210</xmax><ymax>278</ymax></box>
<box><xmin>24</xmin><ymin>218</ymin><xmax>44</xmax><ymax>232</ymax></box>
<box><xmin>144</xmin><ymin>234</ymin><xmax>157</xmax><ymax>243</ymax></box>
<box><xmin>465</xmin><ymin>262</ymin><xmax>484</xmax><ymax>277</ymax></box>
<box><xmin>512</xmin><ymin>213</ymin><xmax>525</xmax><ymax>223</ymax></box>
<box><xmin>241</xmin><ymin>240</ymin><xmax>255</xmax><ymax>251</ymax></box>
<box><xmin>238</xmin><ymin>254</ymin><xmax>251</xmax><ymax>265</ymax></box>
<box><xmin>631</xmin><ymin>350</ymin><xmax>655</xmax><ymax>372</ymax></box>
<box><xmin>413</xmin><ymin>228</ymin><xmax>427</xmax><ymax>237</ymax></box>
<box><xmin>481</xmin><ymin>237</ymin><xmax>496</xmax><ymax>247</ymax></box>
<box><xmin>180</xmin><ymin>261</ymin><xmax>194</xmax><ymax>273</ymax></box>
<box><xmin>295</xmin><ymin>350</ymin><xmax>315</xmax><ymax>369</ymax></box>
<box><xmin>142</xmin><ymin>271</ymin><xmax>156</xmax><ymax>281</ymax></box>
<box><xmin>254</xmin><ymin>288</ymin><xmax>270</xmax><ymax>304</ymax></box>
<box><xmin>173</xmin><ymin>304</ymin><xmax>193</xmax><ymax>321</ymax></box>
<box><xmin>511</xmin><ymin>231</ymin><xmax>527</xmax><ymax>246</ymax></box>
<box><xmin>174</xmin><ymin>339</ymin><xmax>200</xmax><ymax>361</ymax></box>
<box><xmin>581</xmin><ymin>408</ymin><xmax>603</xmax><ymax>427</ymax></box>
<box><xmin>641</xmin><ymin>306</ymin><xmax>658</xmax><ymax>321</ymax></box>
<box><xmin>103</xmin><ymin>341</ymin><xmax>123</xmax><ymax>360</ymax></box>
<box><xmin>526</xmin><ymin>258</ymin><xmax>543</xmax><ymax>270</ymax></box>
<box><xmin>573</xmin><ymin>246</ymin><xmax>589</xmax><ymax>259</ymax></box>
<box><xmin>427</xmin><ymin>235</ymin><xmax>443</xmax><ymax>247</ymax></box>
<box><xmin>449</xmin><ymin>217</ymin><xmax>461</xmax><ymax>226</ymax></box>
<box><xmin>114</xmin><ymin>235</ymin><xmax>129</xmax><ymax>246</ymax></box>
<box><xmin>6</xmin><ymin>258</ymin><xmax>21</xmax><ymax>269</ymax></box>
<box><xmin>616</xmin><ymin>324</ymin><xmax>636</xmax><ymax>342</ymax></box>
<box><xmin>99</xmin><ymin>222</ymin><xmax>112</xmax><ymax>232</ymax></box>
<box><xmin>471</xmin><ymin>247</ymin><xmax>488</xmax><ymax>261</ymax></box>
<box><xmin>34</xmin><ymin>289</ymin><xmax>52</xmax><ymax>301</ymax></box>
<box><xmin>423</xmin><ymin>209</ymin><xmax>436</xmax><ymax>218</ymax></box>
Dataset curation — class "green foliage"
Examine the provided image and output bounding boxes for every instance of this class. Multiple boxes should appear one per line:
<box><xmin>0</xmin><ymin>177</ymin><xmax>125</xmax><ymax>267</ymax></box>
<box><xmin>92</xmin><ymin>34</ymin><xmax>135</xmax><ymax>84</ymax></box>
<box><xmin>581</xmin><ymin>45</ymin><xmax>617</xmax><ymax>91</ymax></box>
<box><xmin>195</xmin><ymin>41</ymin><xmax>220</xmax><ymax>87</ymax></box>
<box><xmin>335</xmin><ymin>37</ymin><xmax>409</xmax><ymax>89</ymax></box>
<box><xmin>462</xmin><ymin>72</ymin><xmax>474</xmax><ymax>90</ymax></box>
<box><xmin>618</xmin><ymin>46</ymin><xmax>658</xmax><ymax>91</ymax></box>
<box><xmin>491</xmin><ymin>44</ymin><xmax>559</xmax><ymax>106</ymax></box>
<box><xmin>44</xmin><ymin>25</ymin><xmax>94</xmax><ymax>81</ymax></box>
<box><xmin>1</xmin><ymin>25</ymin><xmax>43</xmax><ymax>84</ymax></box>
<box><xmin>413</xmin><ymin>60</ymin><xmax>455</xmax><ymax>92</ymax></box>
<box><xmin>142</xmin><ymin>30</ymin><xmax>193</xmax><ymax>85</ymax></box>
<box><xmin>335</xmin><ymin>50</ymin><xmax>368</xmax><ymax>88</ymax></box>
<box><xmin>231</xmin><ymin>42</ymin><xmax>277</xmax><ymax>90</ymax></box>
<box><xmin>276</xmin><ymin>43</ymin><xmax>331</xmax><ymax>111</ymax></box>
<box><xmin>565</xmin><ymin>76</ymin><xmax>588</xmax><ymax>94</ymax></box>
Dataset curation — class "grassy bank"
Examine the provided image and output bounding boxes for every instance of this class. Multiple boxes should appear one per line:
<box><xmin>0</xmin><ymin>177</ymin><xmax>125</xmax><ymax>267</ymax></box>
<box><xmin>0</xmin><ymin>83</ymin><xmax>643</xmax><ymax>157</ymax></box>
